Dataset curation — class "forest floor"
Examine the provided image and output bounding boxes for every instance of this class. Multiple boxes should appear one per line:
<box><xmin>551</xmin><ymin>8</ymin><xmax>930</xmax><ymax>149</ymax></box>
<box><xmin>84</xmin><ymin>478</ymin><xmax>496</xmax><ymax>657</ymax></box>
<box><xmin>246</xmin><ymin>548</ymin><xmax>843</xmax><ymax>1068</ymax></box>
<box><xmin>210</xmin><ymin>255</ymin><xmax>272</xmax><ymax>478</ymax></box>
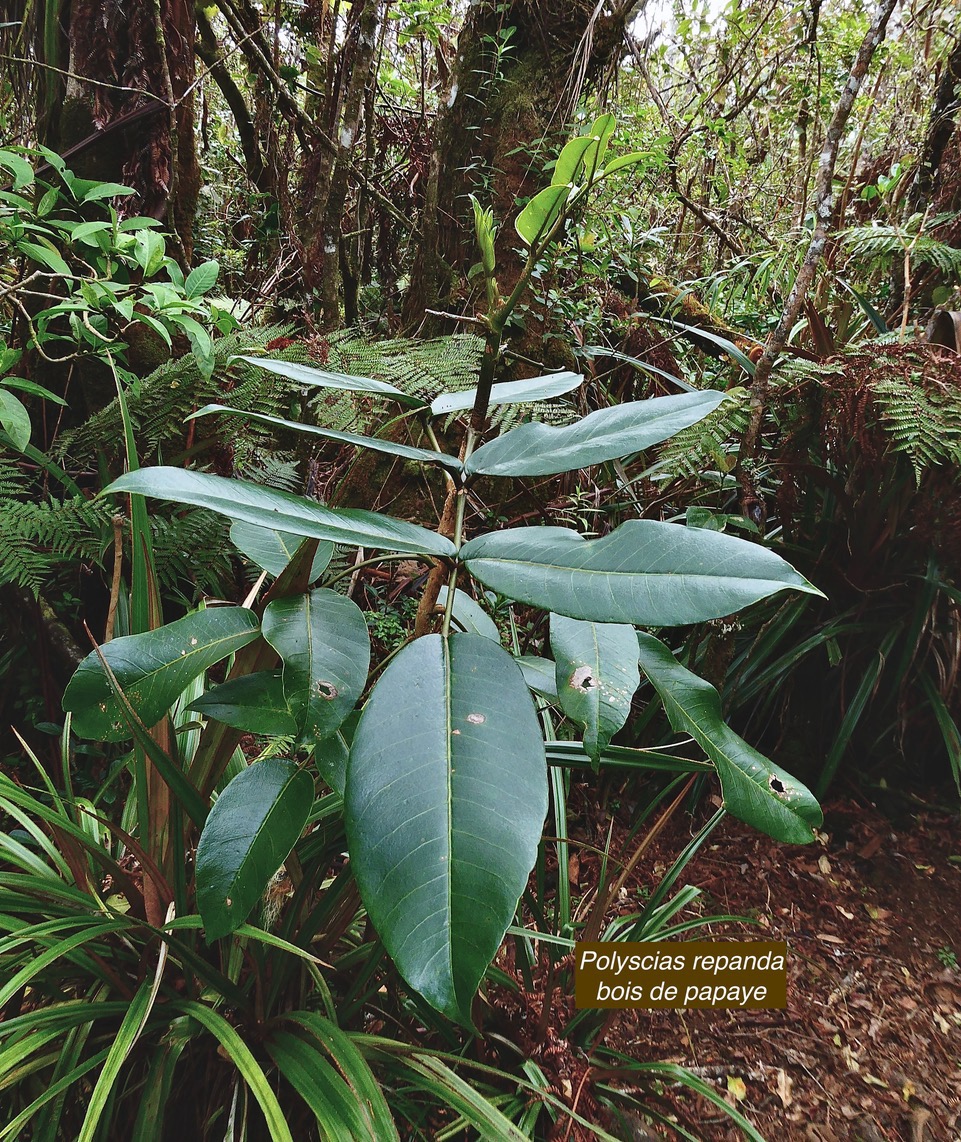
<box><xmin>494</xmin><ymin>790</ymin><xmax>961</xmax><ymax>1142</ymax></box>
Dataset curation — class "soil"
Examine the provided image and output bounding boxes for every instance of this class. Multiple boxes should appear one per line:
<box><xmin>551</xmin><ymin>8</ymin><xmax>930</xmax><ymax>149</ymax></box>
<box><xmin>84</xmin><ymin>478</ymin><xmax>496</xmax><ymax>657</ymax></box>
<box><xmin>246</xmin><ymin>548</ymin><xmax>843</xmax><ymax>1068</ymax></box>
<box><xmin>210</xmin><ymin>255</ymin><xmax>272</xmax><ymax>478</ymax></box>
<box><xmin>491</xmin><ymin>792</ymin><xmax>961</xmax><ymax>1142</ymax></box>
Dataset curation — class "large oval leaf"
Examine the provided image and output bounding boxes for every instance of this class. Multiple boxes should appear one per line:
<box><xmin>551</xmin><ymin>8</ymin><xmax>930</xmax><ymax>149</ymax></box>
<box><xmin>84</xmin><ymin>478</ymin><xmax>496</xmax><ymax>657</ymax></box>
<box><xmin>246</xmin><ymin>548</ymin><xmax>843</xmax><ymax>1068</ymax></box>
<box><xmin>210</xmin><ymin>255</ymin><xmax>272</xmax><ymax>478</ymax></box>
<box><xmin>435</xmin><ymin>586</ymin><xmax>500</xmax><ymax>640</ymax></box>
<box><xmin>107</xmin><ymin>468</ymin><xmax>456</xmax><ymax>557</ymax></box>
<box><xmin>430</xmin><ymin>371</ymin><xmax>583</xmax><ymax>417</ymax></box>
<box><xmin>262</xmin><ymin>589</ymin><xmax>370</xmax><ymax>747</ymax></box>
<box><xmin>197</xmin><ymin>758</ymin><xmax>313</xmax><ymax>941</ymax></box>
<box><xmin>635</xmin><ymin>633</ymin><xmax>822</xmax><ymax>843</ymax></box>
<box><xmin>230</xmin><ymin>521</ymin><xmax>332</xmax><ymax>581</ymax></box>
<box><xmin>462</xmin><ymin>521</ymin><xmax>823</xmax><ymax>626</ymax></box>
<box><xmin>465</xmin><ymin>391</ymin><xmax>725</xmax><ymax>477</ymax></box>
<box><xmin>235</xmin><ymin>356</ymin><xmax>426</xmax><ymax>408</ymax></box>
<box><xmin>192</xmin><ymin>404</ymin><xmax>462</xmax><ymax>475</ymax></box>
<box><xmin>345</xmin><ymin>633</ymin><xmax>547</xmax><ymax>1025</ymax></box>
<box><xmin>550</xmin><ymin>615</ymin><xmax>639</xmax><ymax>768</ymax></box>
<box><xmin>63</xmin><ymin>607</ymin><xmax>260</xmax><ymax>741</ymax></box>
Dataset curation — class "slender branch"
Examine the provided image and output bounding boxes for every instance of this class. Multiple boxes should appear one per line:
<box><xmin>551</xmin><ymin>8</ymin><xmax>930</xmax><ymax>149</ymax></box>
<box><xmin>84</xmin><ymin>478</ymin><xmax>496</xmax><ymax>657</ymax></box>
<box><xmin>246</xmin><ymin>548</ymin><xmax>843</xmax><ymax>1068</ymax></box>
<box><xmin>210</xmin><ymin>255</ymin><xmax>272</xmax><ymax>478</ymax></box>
<box><xmin>736</xmin><ymin>0</ymin><xmax>900</xmax><ymax>527</ymax></box>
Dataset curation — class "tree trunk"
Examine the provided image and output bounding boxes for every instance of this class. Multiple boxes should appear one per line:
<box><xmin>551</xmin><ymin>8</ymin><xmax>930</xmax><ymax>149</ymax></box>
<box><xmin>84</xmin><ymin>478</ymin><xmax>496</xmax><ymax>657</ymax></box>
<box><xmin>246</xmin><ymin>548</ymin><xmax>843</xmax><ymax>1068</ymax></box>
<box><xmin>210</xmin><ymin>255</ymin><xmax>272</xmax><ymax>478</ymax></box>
<box><xmin>404</xmin><ymin>0</ymin><xmax>626</xmax><ymax>326</ymax></box>
<box><xmin>50</xmin><ymin>0</ymin><xmax>201</xmax><ymax>262</ymax></box>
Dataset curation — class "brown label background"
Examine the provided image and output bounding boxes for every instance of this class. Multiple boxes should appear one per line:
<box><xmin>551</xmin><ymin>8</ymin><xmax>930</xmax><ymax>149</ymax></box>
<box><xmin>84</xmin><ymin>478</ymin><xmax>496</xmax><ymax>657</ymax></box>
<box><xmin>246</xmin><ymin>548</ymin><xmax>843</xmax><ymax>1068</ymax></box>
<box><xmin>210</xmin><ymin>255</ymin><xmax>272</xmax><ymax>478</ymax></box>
<box><xmin>575</xmin><ymin>941</ymin><xmax>787</xmax><ymax>1009</ymax></box>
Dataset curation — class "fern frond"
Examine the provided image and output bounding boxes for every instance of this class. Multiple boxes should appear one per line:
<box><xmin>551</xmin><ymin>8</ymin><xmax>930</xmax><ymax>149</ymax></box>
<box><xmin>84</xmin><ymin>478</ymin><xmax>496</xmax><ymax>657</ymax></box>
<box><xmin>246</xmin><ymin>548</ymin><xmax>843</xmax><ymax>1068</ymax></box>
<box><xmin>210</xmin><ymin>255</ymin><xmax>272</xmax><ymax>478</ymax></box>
<box><xmin>652</xmin><ymin>387</ymin><xmax>751</xmax><ymax>481</ymax></box>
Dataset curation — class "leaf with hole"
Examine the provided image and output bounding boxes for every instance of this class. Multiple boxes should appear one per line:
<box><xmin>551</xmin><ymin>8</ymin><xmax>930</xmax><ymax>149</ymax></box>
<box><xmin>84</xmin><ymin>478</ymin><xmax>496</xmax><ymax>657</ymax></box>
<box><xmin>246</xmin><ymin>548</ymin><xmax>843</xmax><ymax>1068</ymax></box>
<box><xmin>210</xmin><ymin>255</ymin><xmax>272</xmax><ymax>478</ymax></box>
<box><xmin>63</xmin><ymin>607</ymin><xmax>260</xmax><ymax>741</ymax></box>
<box><xmin>465</xmin><ymin>391</ymin><xmax>724</xmax><ymax>477</ymax></box>
<box><xmin>262</xmin><ymin>589</ymin><xmax>370</xmax><ymax>747</ymax></box>
<box><xmin>107</xmin><ymin>468</ymin><xmax>456</xmax><ymax>557</ymax></box>
<box><xmin>550</xmin><ymin>615</ymin><xmax>639</xmax><ymax>767</ymax></box>
<box><xmin>636</xmin><ymin>633</ymin><xmax>822</xmax><ymax>843</ymax></box>
<box><xmin>196</xmin><ymin>758</ymin><xmax>313</xmax><ymax>940</ymax></box>
<box><xmin>463</xmin><ymin>520</ymin><xmax>822</xmax><ymax>626</ymax></box>
<box><xmin>345</xmin><ymin>633</ymin><xmax>547</xmax><ymax>1024</ymax></box>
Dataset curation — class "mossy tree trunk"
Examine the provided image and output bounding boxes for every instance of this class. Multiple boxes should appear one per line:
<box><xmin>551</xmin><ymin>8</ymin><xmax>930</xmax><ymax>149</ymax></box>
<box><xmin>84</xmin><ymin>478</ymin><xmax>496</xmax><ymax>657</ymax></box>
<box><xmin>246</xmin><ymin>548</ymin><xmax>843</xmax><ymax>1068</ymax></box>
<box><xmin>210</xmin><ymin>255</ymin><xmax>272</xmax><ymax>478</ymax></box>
<box><xmin>48</xmin><ymin>0</ymin><xmax>201</xmax><ymax>263</ymax></box>
<box><xmin>404</xmin><ymin>0</ymin><xmax>627</xmax><ymax>327</ymax></box>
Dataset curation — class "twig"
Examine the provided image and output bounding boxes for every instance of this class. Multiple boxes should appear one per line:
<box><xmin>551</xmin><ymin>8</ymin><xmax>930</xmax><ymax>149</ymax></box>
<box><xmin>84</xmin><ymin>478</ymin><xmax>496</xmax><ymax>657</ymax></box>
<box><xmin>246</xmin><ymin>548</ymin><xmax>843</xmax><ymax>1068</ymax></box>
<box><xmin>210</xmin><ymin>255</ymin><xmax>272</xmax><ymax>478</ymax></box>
<box><xmin>104</xmin><ymin>515</ymin><xmax>125</xmax><ymax>643</ymax></box>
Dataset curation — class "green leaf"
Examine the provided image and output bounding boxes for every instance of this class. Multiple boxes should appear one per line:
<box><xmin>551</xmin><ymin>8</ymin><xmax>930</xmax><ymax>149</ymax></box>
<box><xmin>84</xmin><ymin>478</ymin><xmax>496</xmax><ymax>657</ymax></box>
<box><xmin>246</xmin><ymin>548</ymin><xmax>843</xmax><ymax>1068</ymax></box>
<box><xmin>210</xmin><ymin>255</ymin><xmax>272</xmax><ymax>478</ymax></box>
<box><xmin>18</xmin><ymin>241</ymin><xmax>71</xmax><ymax>276</ymax></box>
<box><xmin>70</xmin><ymin>221</ymin><xmax>112</xmax><ymax>246</ymax></box>
<box><xmin>581</xmin><ymin>113</ymin><xmax>617</xmax><ymax>177</ymax></box>
<box><xmin>635</xmin><ymin>633</ymin><xmax>822</xmax><ymax>843</ymax></box>
<box><xmin>262</xmin><ymin>589</ymin><xmax>370</xmax><ymax>747</ymax></box>
<box><xmin>314</xmin><ymin>730</ymin><xmax>349</xmax><ymax>795</ymax></box>
<box><xmin>184</xmin><ymin>259</ymin><xmax>219</xmax><ymax>299</ymax></box>
<box><xmin>600</xmin><ymin>150</ymin><xmax>651</xmax><ymax>177</ymax></box>
<box><xmin>0</xmin><ymin>390</ymin><xmax>30</xmax><ymax>451</ymax></box>
<box><xmin>284</xmin><ymin>1013</ymin><xmax>399</xmax><ymax>1140</ymax></box>
<box><xmin>80</xmin><ymin>181</ymin><xmax>135</xmax><ymax>202</ymax></box>
<box><xmin>196</xmin><ymin>759</ymin><xmax>313</xmax><ymax>940</ymax></box>
<box><xmin>265</xmin><ymin>1031</ymin><xmax>371</xmax><ymax>1141</ymax></box>
<box><xmin>192</xmin><ymin>404</ymin><xmax>462</xmax><ymax>474</ymax></box>
<box><xmin>550</xmin><ymin>615</ymin><xmax>639</xmax><ymax>767</ymax></box>
<box><xmin>134</xmin><ymin>229</ymin><xmax>166</xmax><ymax>276</ymax></box>
<box><xmin>235</xmin><ymin>356</ymin><xmax>426</xmax><ymax>408</ymax></box>
<box><xmin>551</xmin><ymin>135</ymin><xmax>596</xmax><ymax>186</ymax></box>
<box><xmin>171</xmin><ymin>314</ymin><xmax>214</xmax><ymax>377</ymax></box>
<box><xmin>134</xmin><ymin>312</ymin><xmax>172</xmax><ymax>347</ymax></box>
<box><xmin>106</xmin><ymin>468</ymin><xmax>457</xmax><ymax>557</ymax></box>
<box><xmin>430</xmin><ymin>371</ymin><xmax>583</xmax><ymax>417</ymax></box>
<box><xmin>177</xmin><ymin>1001</ymin><xmax>294</xmax><ymax>1142</ymax></box>
<box><xmin>189</xmin><ymin>671</ymin><xmax>298</xmax><ymax>736</ymax></box>
<box><xmin>230</xmin><ymin>520</ymin><xmax>333</xmax><ymax>581</ymax></box>
<box><xmin>345</xmin><ymin>634</ymin><xmax>547</xmax><ymax>1024</ymax></box>
<box><xmin>515</xmin><ymin>184</ymin><xmax>570</xmax><ymax>246</ymax></box>
<box><xmin>0</xmin><ymin>376</ymin><xmax>65</xmax><ymax>404</ymax></box>
<box><xmin>62</xmin><ymin>607</ymin><xmax>260</xmax><ymax>741</ymax></box>
<box><xmin>516</xmin><ymin>654</ymin><xmax>558</xmax><ymax>700</ymax></box>
<box><xmin>465</xmin><ymin>391</ymin><xmax>724</xmax><ymax>477</ymax></box>
<box><xmin>462</xmin><ymin>521</ymin><xmax>823</xmax><ymax>626</ymax></box>
<box><xmin>436</xmin><ymin>586</ymin><xmax>500</xmax><ymax>640</ymax></box>
<box><xmin>470</xmin><ymin>194</ymin><xmax>496</xmax><ymax>275</ymax></box>
<box><xmin>0</xmin><ymin>150</ymin><xmax>35</xmax><ymax>189</ymax></box>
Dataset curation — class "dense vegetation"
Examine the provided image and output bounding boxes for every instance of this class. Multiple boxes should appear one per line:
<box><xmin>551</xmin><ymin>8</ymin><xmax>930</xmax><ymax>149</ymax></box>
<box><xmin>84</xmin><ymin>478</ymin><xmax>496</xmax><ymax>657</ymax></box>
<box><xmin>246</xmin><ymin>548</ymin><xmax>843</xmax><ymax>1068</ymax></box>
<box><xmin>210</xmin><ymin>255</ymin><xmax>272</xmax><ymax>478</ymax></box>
<box><xmin>1</xmin><ymin>1</ymin><xmax>959</xmax><ymax>1138</ymax></box>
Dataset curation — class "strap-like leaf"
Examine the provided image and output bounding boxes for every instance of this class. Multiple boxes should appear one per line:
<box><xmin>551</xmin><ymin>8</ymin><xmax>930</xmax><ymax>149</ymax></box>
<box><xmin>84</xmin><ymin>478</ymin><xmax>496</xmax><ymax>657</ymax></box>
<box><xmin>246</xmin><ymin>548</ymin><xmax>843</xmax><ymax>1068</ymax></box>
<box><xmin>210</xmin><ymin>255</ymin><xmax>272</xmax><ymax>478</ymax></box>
<box><xmin>636</xmin><ymin>633</ymin><xmax>822</xmax><ymax>843</ymax></box>
<box><xmin>192</xmin><ymin>404</ymin><xmax>463</xmax><ymax>474</ymax></box>
<box><xmin>463</xmin><ymin>521</ymin><xmax>823</xmax><ymax>626</ymax></box>
<box><xmin>465</xmin><ymin>391</ymin><xmax>725</xmax><ymax>477</ymax></box>
<box><xmin>234</xmin><ymin>356</ymin><xmax>426</xmax><ymax>408</ymax></box>
<box><xmin>345</xmin><ymin>634</ymin><xmax>547</xmax><ymax>1025</ymax></box>
<box><xmin>196</xmin><ymin>759</ymin><xmax>313</xmax><ymax>940</ymax></box>
<box><xmin>430</xmin><ymin>371</ymin><xmax>582</xmax><ymax>417</ymax></box>
<box><xmin>107</xmin><ymin>468</ymin><xmax>457</xmax><ymax>557</ymax></box>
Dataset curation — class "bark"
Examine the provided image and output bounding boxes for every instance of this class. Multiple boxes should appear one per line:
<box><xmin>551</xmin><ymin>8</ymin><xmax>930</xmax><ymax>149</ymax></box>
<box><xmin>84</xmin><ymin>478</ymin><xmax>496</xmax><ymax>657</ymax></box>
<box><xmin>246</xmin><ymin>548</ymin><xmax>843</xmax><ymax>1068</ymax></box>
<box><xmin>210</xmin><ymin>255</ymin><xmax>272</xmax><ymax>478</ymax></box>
<box><xmin>908</xmin><ymin>35</ymin><xmax>961</xmax><ymax>215</ymax></box>
<box><xmin>51</xmin><ymin>0</ymin><xmax>200</xmax><ymax>262</ymax></box>
<box><xmin>404</xmin><ymin>0</ymin><xmax>628</xmax><ymax>326</ymax></box>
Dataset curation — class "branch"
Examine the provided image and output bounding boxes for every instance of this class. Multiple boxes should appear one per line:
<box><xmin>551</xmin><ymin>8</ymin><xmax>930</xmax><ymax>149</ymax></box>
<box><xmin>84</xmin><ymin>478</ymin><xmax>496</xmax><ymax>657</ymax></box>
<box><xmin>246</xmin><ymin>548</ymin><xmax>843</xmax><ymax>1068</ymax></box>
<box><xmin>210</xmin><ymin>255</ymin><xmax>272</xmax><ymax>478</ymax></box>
<box><xmin>737</xmin><ymin>0</ymin><xmax>900</xmax><ymax>526</ymax></box>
